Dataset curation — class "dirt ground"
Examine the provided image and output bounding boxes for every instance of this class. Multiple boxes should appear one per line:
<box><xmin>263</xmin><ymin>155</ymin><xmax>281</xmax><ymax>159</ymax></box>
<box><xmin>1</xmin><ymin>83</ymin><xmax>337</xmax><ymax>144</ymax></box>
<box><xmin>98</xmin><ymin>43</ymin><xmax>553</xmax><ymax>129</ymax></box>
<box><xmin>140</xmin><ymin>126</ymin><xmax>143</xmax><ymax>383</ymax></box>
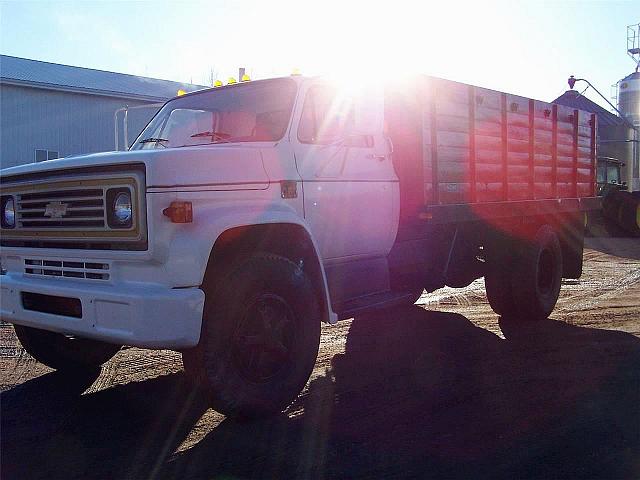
<box><xmin>2</xmin><ymin>237</ymin><xmax>639</xmax><ymax>479</ymax></box>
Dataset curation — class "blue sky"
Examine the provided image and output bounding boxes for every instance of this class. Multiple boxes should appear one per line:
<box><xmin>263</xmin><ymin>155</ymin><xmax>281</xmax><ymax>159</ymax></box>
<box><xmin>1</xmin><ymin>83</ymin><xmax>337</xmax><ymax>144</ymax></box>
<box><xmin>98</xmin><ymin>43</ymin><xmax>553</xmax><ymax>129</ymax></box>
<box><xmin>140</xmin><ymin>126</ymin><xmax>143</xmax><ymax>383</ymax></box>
<box><xmin>0</xmin><ymin>0</ymin><xmax>638</xmax><ymax>109</ymax></box>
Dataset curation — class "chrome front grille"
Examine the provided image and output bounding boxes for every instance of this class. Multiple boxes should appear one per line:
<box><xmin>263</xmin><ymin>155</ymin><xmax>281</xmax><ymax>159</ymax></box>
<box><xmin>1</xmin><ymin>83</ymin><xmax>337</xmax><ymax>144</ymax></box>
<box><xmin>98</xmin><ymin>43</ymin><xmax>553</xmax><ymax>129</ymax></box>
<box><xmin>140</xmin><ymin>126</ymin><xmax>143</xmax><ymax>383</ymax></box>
<box><xmin>17</xmin><ymin>188</ymin><xmax>106</xmax><ymax>229</ymax></box>
<box><xmin>24</xmin><ymin>258</ymin><xmax>110</xmax><ymax>280</ymax></box>
<box><xmin>1</xmin><ymin>167</ymin><xmax>147</xmax><ymax>250</ymax></box>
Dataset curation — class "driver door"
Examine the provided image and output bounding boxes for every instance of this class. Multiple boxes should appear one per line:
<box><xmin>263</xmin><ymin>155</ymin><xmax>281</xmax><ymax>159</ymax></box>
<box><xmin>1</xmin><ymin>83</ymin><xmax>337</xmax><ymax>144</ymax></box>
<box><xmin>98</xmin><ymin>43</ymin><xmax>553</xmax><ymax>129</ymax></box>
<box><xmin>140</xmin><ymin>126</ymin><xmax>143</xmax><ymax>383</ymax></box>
<box><xmin>292</xmin><ymin>83</ymin><xmax>398</xmax><ymax>261</ymax></box>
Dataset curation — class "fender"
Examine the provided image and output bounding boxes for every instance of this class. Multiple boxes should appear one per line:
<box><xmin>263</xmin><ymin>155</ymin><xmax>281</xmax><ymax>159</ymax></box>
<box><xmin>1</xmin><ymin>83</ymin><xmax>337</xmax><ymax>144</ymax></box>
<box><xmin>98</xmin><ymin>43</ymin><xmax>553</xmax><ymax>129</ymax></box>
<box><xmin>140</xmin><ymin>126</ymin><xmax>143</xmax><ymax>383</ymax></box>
<box><xmin>149</xmin><ymin>189</ymin><xmax>337</xmax><ymax>324</ymax></box>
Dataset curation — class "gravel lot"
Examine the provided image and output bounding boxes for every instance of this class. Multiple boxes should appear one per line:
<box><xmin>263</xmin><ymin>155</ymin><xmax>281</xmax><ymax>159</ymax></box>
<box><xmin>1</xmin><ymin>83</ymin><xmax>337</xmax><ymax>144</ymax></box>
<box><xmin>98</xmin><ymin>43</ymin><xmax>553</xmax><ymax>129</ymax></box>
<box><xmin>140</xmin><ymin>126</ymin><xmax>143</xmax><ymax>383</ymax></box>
<box><xmin>2</xmin><ymin>237</ymin><xmax>639</xmax><ymax>479</ymax></box>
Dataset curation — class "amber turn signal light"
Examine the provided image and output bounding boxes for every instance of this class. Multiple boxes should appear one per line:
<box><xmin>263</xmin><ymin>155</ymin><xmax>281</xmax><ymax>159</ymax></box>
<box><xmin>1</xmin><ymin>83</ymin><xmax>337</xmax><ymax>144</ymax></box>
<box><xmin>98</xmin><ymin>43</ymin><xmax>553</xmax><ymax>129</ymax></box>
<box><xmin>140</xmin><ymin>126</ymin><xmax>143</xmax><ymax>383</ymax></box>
<box><xmin>163</xmin><ymin>201</ymin><xmax>193</xmax><ymax>223</ymax></box>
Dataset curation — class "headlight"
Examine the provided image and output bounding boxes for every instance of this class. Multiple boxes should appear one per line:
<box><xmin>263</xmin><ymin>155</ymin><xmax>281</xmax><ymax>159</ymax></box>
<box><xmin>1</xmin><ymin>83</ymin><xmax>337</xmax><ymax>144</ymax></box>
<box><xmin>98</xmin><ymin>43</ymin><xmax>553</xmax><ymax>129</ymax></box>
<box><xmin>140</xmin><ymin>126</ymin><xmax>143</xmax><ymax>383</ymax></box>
<box><xmin>106</xmin><ymin>189</ymin><xmax>133</xmax><ymax>228</ymax></box>
<box><xmin>113</xmin><ymin>192</ymin><xmax>132</xmax><ymax>225</ymax></box>
<box><xmin>1</xmin><ymin>196</ymin><xmax>15</xmax><ymax>228</ymax></box>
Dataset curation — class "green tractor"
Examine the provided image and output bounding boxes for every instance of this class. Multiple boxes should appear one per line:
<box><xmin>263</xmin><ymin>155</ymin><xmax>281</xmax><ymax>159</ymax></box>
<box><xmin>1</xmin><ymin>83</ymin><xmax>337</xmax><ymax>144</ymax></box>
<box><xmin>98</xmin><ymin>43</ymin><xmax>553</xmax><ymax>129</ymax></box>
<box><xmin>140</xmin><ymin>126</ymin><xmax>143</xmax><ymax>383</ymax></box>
<box><xmin>597</xmin><ymin>156</ymin><xmax>640</xmax><ymax>236</ymax></box>
<box><xmin>597</xmin><ymin>156</ymin><xmax>626</xmax><ymax>196</ymax></box>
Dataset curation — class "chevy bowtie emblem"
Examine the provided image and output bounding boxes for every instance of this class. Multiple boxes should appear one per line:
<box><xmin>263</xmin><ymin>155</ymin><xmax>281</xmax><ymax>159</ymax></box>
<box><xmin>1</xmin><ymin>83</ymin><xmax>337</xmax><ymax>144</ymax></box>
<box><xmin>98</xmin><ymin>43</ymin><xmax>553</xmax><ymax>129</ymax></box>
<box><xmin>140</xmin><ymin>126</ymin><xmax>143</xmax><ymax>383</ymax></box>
<box><xmin>44</xmin><ymin>201</ymin><xmax>69</xmax><ymax>218</ymax></box>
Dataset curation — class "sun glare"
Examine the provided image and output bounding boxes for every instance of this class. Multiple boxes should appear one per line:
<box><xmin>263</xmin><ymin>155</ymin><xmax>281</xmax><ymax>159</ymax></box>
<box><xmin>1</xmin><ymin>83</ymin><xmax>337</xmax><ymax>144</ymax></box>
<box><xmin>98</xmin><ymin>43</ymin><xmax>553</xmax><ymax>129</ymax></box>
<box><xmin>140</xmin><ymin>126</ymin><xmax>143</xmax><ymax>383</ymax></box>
<box><xmin>170</xmin><ymin>0</ymin><xmax>516</xmax><ymax>93</ymax></box>
<box><xmin>290</xmin><ymin>1</ymin><xmax>502</xmax><ymax>78</ymax></box>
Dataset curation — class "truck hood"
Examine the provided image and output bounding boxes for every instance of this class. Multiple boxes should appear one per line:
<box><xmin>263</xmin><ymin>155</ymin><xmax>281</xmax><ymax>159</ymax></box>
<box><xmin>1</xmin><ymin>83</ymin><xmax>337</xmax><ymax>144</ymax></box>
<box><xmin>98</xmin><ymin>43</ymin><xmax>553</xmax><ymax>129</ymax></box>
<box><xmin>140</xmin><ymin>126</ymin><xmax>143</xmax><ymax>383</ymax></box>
<box><xmin>0</xmin><ymin>146</ymin><xmax>270</xmax><ymax>189</ymax></box>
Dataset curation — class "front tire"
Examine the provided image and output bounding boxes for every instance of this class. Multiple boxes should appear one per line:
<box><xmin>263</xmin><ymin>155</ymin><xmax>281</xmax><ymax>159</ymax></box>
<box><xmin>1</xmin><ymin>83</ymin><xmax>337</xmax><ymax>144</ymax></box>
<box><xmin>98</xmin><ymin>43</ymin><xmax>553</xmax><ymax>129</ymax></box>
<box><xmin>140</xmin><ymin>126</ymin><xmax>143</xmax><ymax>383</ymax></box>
<box><xmin>183</xmin><ymin>253</ymin><xmax>321</xmax><ymax>418</ymax></box>
<box><xmin>14</xmin><ymin>325</ymin><xmax>121</xmax><ymax>372</ymax></box>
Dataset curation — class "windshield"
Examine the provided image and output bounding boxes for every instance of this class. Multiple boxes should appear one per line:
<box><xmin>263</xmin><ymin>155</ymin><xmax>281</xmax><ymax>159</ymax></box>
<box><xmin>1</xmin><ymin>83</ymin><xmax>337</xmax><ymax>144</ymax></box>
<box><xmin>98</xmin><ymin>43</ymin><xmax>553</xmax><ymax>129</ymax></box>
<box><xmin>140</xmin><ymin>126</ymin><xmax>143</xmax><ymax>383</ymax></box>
<box><xmin>607</xmin><ymin>165</ymin><xmax>620</xmax><ymax>184</ymax></box>
<box><xmin>131</xmin><ymin>79</ymin><xmax>297</xmax><ymax>150</ymax></box>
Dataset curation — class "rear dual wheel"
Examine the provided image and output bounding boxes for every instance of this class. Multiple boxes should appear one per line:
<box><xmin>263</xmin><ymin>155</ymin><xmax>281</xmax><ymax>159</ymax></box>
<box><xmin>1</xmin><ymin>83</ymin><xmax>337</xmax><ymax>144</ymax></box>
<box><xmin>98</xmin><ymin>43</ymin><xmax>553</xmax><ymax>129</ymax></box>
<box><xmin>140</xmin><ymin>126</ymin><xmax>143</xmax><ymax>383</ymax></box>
<box><xmin>484</xmin><ymin>240</ymin><xmax>516</xmax><ymax>317</ymax></box>
<box><xmin>485</xmin><ymin>225</ymin><xmax>563</xmax><ymax>321</ymax></box>
<box><xmin>182</xmin><ymin>253</ymin><xmax>321</xmax><ymax>418</ymax></box>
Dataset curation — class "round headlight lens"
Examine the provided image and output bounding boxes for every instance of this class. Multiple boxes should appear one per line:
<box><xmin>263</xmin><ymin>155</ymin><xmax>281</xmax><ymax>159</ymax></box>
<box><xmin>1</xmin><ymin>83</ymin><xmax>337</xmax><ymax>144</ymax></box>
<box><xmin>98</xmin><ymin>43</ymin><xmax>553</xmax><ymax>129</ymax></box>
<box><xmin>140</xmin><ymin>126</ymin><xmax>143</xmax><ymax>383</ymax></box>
<box><xmin>3</xmin><ymin>197</ymin><xmax>15</xmax><ymax>228</ymax></box>
<box><xmin>113</xmin><ymin>192</ymin><xmax>132</xmax><ymax>225</ymax></box>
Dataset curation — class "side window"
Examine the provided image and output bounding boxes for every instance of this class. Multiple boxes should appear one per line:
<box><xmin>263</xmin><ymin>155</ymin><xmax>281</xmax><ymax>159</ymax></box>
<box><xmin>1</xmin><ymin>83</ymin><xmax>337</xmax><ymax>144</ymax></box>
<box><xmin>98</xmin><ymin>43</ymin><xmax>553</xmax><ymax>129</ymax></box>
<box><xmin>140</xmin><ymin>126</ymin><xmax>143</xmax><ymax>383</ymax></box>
<box><xmin>35</xmin><ymin>149</ymin><xmax>47</xmax><ymax>162</ymax></box>
<box><xmin>298</xmin><ymin>86</ymin><xmax>354</xmax><ymax>144</ymax></box>
<box><xmin>35</xmin><ymin>149</ymin><xmax>60</xmax><ymax>162</ymax></box>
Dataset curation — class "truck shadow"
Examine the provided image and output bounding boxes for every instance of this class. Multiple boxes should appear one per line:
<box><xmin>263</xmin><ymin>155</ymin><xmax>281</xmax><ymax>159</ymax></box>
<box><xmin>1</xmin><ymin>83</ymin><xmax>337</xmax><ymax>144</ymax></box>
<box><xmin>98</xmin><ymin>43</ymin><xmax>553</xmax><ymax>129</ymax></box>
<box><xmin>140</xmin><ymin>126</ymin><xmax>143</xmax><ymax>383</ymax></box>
<box><xmin>585</xmin><ymin>237</ymin><xmax>640</xmax><ymax>260</ymax></box>
<box><xmin>2</xmin><ymin>307</ymin><xmax>639</xmax><ymax>479</ymax></box>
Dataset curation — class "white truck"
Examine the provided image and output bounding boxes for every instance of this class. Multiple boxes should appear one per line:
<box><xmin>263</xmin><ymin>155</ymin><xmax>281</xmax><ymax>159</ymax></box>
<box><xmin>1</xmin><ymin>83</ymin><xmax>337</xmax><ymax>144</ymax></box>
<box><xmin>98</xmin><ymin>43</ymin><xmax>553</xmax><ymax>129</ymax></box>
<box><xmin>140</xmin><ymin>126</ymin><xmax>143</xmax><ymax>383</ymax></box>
<box><xmin>0</xmin><ymin>75</ymin><xmax>599</xmax><ymax>417</ymax></box>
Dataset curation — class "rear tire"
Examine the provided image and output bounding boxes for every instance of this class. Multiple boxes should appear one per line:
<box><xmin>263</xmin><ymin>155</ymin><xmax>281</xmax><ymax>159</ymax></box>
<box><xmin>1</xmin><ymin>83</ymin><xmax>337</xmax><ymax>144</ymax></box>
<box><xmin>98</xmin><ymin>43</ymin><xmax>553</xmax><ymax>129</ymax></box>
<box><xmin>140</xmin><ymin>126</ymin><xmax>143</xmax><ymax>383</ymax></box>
<box><xmin>484</xmin><ymin>239</ymin><xmax>517</xmax><ymax>317</ymax></box>
<box><xmin>183</xmin><ymin>253</ymin><xmax>321</xmax><ymax>418</ymax></box>
<box><xmin>511</xmin><ymin>225</ymin><xmax>563</xmax><ymax>321</ymax></box>
<box><xmin>14</xmin><ymin>325</ymin><xmax>121</xmax><ymax>372</ymax></box>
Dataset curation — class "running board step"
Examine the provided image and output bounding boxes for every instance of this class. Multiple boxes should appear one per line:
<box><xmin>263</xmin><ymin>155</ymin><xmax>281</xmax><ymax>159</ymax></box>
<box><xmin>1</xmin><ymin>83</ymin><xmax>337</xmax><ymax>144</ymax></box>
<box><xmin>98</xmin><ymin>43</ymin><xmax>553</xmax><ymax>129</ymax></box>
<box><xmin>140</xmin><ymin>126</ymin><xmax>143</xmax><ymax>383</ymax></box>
<box><xmin>338</xmin><ymin>291</ymin><xmax>417</xmax><ymax>319</ymax></box>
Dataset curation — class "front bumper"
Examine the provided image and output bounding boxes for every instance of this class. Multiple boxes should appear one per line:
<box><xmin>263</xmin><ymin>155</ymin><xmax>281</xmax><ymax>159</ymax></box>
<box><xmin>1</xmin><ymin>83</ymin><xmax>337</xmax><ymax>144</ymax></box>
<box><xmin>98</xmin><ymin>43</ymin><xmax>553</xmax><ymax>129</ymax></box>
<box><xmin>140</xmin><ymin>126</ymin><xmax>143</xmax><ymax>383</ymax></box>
<box><xmin>0</xmin><ymin>273</ymin><xmax>204</xmax><ymax>349</ymax></box>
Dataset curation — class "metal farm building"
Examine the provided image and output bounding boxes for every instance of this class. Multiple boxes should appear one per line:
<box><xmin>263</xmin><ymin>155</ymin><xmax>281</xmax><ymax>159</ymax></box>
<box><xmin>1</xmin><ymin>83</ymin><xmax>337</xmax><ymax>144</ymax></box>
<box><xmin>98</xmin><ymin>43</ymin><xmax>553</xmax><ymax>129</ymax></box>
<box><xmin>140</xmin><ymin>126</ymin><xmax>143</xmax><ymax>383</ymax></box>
<box><xmin>554</xmin><ymin>89</ymin><xmax>639</xmax><ymax>191</ymax></box>
<box><xmin>0</xmin><ymin>55</ymin><xmax>204</xmax><ymax>169</ymax></box>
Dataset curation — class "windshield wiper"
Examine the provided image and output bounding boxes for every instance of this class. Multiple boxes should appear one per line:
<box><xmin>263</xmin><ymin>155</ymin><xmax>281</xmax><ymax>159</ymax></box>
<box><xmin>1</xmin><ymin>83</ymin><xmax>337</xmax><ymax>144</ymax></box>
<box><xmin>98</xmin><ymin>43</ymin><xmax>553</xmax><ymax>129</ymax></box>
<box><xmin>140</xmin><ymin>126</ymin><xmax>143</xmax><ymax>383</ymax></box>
<box><xmin>139</xmin><ymin>137</ymin><xmax>169</xmax><ymax>147</ymax></box>
<box><xmin>190</xmin><ymin>131</ymin><xmax>231</xmax><ymax>142</ymax></box>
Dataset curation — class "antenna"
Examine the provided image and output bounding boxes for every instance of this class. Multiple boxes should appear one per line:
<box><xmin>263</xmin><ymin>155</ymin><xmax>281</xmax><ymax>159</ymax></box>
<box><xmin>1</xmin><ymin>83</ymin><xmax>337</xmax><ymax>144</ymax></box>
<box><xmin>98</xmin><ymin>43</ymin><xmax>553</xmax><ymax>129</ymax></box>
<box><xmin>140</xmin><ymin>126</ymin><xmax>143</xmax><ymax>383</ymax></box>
<box><xmin>627</xmin><ymin>23</ymin><xmax>640</xmax><ymax>71</ymax></box>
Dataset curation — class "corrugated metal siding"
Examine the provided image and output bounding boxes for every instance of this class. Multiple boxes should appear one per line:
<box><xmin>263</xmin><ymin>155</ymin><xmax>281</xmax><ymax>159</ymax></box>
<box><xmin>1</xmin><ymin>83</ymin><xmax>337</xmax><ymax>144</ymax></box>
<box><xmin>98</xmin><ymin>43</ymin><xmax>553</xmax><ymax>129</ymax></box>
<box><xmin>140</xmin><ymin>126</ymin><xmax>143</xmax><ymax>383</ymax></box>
<box><xmin>1</xmin><ymin>84</ymin><xmax>159</xmax><ymax>168</ymax></box>
<box><xmin>1</xmin><ymin>54</ymin><xmax>205</xmax><ymax>101</ymax></box>
<box><xmin>599</xmin><ymin>124</ymin><xmax>635</xmax><ymax>184</ymax></box>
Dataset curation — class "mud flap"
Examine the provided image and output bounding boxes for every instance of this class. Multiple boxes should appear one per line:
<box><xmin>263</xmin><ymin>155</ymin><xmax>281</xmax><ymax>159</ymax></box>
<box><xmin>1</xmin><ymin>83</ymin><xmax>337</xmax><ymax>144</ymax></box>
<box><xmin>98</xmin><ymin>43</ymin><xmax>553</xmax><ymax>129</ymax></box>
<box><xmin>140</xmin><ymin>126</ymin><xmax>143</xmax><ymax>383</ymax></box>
<box><xmin>558</xmin><ymin>212</ymin><xmax>585</xmax><ymax>279</ymax></box>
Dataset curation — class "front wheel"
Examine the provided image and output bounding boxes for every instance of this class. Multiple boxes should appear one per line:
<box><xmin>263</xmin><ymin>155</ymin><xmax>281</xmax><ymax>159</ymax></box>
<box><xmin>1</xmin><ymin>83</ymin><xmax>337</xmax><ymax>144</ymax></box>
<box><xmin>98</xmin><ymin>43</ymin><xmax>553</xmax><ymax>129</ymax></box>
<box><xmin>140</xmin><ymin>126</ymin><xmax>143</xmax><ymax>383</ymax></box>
<box><xmin>183</xmin><ymin>253</ymin><xmax>321</xmax><ymax>418</ymax></box>
<box><xmin>14</xmin><ymin>325</ymin><xmax>121</xmax><ymax>372</ymax></box>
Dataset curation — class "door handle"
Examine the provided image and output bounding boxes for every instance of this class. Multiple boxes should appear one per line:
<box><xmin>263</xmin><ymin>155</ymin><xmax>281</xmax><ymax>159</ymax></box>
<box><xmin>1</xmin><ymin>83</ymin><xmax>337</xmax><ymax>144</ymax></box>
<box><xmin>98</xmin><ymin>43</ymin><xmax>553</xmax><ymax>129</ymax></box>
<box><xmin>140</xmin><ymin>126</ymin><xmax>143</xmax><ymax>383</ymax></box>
<box><xmin>367</xmin><ymin>136</ymin><xmax>393</xmax><ymax>162</ymax></box>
